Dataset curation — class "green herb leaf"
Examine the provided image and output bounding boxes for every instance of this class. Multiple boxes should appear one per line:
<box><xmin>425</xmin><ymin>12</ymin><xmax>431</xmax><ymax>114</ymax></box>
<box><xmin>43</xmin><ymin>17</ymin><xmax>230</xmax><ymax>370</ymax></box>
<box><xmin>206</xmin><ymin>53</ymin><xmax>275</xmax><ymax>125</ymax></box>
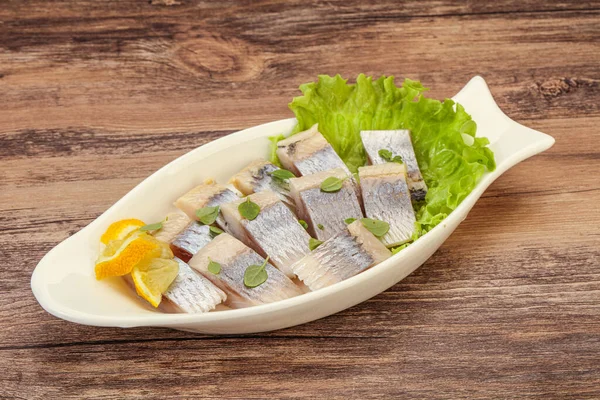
<box><xmin>139</xmin><ymin>222</ymin><xmax>163</xmax><ymax>232</ymax></box>
<box><xmin>317</xmin><ymin>223</ymin><xmax>324</xmax><ymax>230</ymax></box>
<box><xmin>243</xmin><ymin>257</ymin><xmax>269</xmax><ymax>288</ymax></box>
<box><xmin>209</xmin><ymin>226</ymin><xmax>223</xmax><ymax>236</ymax></box>
<box><xmin>269</xmin><ymin>169</ymin><xmax>296</xmax><ymax>182</ymax></box>
<box><xmin>298</xmin><ymin>219</ymin><xmax>309</xmax><ymax>229</ymax></box>
<box><xmin>391</xmin><ymin>155</ymin><xmax>404</xmax><ymax>164</ymax></box>
<box><xmin>238</xmin><ymin>197</ymin><xmax>261</xmax><ymax>220</ymax></box>
<box><xmin>196</xmin><ymin>206</ymin><xmax>220</xmax><ymax>225</ymax></box>
<box><xmin>391</xmin><ymin>243</ymin><xmax>410</xmax><ymax>254</ymax></box>
<box><xmin>207</xmin><ymin>258</ymin><xmax>221</xmax><ymax>275</ymax></box>
<box><xmin>344</xmin><ymin>218</ymin><xmax>356</xmax><ymax>225</ymax></box>
<box><xmin>360</xmin><ymin>218</ymin><xmax>390</xmax><ymax>237</ymax></box>
<box><xmin>309</xmin><ymin>238</ymin><xmax>324</xmax><ymax>251</ymax></box>
<box><xmin>320</xmin><ymin>176</ymin><xmax>344</xmax><ymax>192</ymax></box>
<box><xmin>378</xmin><ymin>149</ymin><xmax>393</xmax><ymax>162</ymax></box>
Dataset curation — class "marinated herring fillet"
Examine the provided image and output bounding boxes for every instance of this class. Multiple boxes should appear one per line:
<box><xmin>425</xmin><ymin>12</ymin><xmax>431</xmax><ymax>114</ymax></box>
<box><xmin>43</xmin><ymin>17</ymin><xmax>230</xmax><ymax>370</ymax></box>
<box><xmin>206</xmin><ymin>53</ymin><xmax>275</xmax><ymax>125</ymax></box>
<box><xmin>170</xmin><ymin>222</ymin><xmax>214</xmax><ymax>263</ymax></box>
<box><xmin>174</xmin><ymin>182</ymin><xmax>240</xmax><ymax>229</ymax></box>
<box><xmin>360</xmin><ymin>130</ymin><xmax>428</xmax><ymax>201</ymax></box>
<box><xmin>152</xmin><ymin>213</ymin><xmax>190</xmax><ymax>243</ymax></box>
<box><xmin>291</xmin><ymin>220</ymin><xmax>392</xmax><ymax>291</ymax></box>
<box><xmin>188</xmin><ymin>233</ymin><xmax>303</xmax><ymax>307</ymax></box>
<box><xmin>161</xmin><ymin>257</ymin><xmax>227</xmax><ymax>313</ymax></box>
<box><xmin>220</xmin><ymin>191</ymin><xmax>311</xmax><ymax>278</ymax></box>
<box><xmin>276</xmin><ymin>124</ymin><xmax>352</xmax><ymax>177</ymax></box>
<box><xmin>289</xmin><ymin>168</ymin><xmax>363</xmax><ymax>241</ymax></box>
<box><xmin>229</xmin><ymin>159</ymin><xmax>296</xmax><ymax>211</ymax></box>
<box><xmin>359</xmin><ymin>164</ymin><xmax>416</xmax><ymax>247</ymax></box>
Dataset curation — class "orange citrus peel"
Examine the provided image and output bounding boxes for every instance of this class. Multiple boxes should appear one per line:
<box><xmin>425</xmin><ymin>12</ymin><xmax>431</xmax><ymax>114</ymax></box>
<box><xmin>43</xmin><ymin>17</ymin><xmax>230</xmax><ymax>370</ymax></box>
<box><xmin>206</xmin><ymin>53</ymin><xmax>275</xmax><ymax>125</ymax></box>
<box><xmin>94</xmin><ymin>232</ymin><xmax>172</xmax><ymax>280</ymax></box>
<box><xmin>100</xmin><ymin>219</ymin><xmax>145</xmax><ymax>245</ymax></box>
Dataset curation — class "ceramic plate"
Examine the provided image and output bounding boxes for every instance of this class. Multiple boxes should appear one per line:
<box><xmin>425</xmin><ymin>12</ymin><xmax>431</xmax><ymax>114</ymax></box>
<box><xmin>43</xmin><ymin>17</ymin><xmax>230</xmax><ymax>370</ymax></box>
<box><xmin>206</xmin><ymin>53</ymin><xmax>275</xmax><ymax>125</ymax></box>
<box><xmin>31</xmin><ymin>76</ymin><xmax>555</xmax><ymax>334</ymax></box>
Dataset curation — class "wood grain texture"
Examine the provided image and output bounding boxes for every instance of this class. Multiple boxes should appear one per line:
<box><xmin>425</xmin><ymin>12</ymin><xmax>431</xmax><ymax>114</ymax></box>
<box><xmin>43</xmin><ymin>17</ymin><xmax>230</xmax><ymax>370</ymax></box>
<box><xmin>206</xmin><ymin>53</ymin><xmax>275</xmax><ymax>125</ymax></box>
<box><xmin>1</xmin><ymin>1</ymin><xmax>599</xmax><ymax>398</ymax></box>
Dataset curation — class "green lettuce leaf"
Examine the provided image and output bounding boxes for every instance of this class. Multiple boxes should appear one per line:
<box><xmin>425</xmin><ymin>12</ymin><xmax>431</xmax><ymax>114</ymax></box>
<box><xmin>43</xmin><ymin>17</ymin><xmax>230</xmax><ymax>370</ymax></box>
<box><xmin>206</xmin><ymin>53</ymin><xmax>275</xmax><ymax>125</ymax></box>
<box><xmin>272</xmin><ymin>74</ymin><xmax>495</xmax><ymax>241</ymax></box>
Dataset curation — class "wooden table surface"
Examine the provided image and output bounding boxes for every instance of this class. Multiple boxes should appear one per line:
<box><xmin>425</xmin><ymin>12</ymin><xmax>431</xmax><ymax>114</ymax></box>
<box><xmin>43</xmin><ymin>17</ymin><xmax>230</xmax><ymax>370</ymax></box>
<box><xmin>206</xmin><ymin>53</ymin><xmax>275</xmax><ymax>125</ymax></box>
<box><xmin>2</xmin><ymin>1</ymin><xmax>599</xmax><ymax>398</ymax></box>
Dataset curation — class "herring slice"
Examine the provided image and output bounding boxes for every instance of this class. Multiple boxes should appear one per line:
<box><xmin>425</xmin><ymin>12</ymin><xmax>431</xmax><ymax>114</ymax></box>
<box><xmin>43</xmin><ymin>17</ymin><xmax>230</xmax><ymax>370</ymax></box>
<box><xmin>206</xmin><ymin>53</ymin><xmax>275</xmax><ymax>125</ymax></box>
<box><xmin>188</xmin><ymin>234</ymin><xmax>303</xmax><ymax>308</ymax></box>
<box><xmin>276</xmin><ymin>124</ymin><xmax>352</xmax><ymax>177</ymax></box>
<box><xmin>220</xmin><ymin>191</ymin><xmax>311</xmax><ymax>278</ymax></box>
<box><xmin>289</xmin><ymin>168</ymin><xmax>363</xmax><ymax>241</ymax></box>
<box><xmin>162</xmin><ymin>257</ymin><xmax>227</xmax><ymax>314</ymax></box>
<box><xmin>360</xmin><ymin>130</ymin><xmax>428</xmax><ymax>201</ymax></box>
<box><xmin>229</xmin><ymin>159</ymin><xmax>296</xmax><ymax>211</ymax></box>
<box><xmin>290</xmin><ymin>220</ymin><xmax>392</xmax><ymax>291</ymax></box>
<box><xmin>358</xmin><ymin>164</ymin><xmax>416</xmax><ymax>247</ymax></box>
<box><xmin>152</xmin><ymin>212</ymin><xmax>190</xmax><ymax>243</ymax></box>
<box><xmin>169</xmin><ymin>222</ymin><xmax>213</xmax><ymax>263</ymax></box>
<box><xmin>174</xmin><ymin>182</ymin><xmax>240</xmax><ymax>230</ymax></box>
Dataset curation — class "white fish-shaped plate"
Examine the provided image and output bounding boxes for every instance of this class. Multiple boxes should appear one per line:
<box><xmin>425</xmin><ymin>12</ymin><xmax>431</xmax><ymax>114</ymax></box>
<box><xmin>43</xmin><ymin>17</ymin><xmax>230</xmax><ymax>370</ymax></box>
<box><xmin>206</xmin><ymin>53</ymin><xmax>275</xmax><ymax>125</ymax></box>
<box><xmin>31</xmin><ymin>76</ymin><xmax>554</xmax><ymax>334</ymax></box>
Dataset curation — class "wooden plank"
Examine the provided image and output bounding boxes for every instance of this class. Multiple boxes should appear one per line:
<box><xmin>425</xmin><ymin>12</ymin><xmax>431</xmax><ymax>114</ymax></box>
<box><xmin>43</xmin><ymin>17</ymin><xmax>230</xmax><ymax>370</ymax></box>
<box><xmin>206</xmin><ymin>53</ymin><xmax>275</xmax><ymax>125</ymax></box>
<box><xmin>0</xmin><ymin>9</ymin><xmax>598</xmax><ymax>134</ymax></box>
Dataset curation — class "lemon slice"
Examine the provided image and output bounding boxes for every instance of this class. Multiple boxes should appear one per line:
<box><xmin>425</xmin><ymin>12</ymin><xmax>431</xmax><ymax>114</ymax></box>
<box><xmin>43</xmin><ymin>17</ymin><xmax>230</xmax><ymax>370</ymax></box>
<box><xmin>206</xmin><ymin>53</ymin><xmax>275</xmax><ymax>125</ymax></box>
<box><xmin>95</xmin><ymin>232</ymin><xmax>171</xmax><ymax>280</ymax></box>
<box><xmin>102</xmin><ymin>239</ymin><xmax>124</xmax><ymax>257</ymax></box>
<box><xmin>100</xmin><ymin>219</ymin><xmax>145</xmax><ymax>245</ymax></box>
<box><xmin>131</xmin><ymin>258</ymin><xmax>179</xmax><ymax>307</ymax></box>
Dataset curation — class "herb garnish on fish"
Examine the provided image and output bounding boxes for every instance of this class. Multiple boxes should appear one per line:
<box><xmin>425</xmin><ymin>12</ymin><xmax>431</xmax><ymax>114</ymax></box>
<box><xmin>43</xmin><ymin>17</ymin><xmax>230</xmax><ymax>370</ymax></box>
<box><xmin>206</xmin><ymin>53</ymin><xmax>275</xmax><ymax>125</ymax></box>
<box><xmin>378</xmin><ymin>149</ymin><xmax>392</xmax><ymax>161</ymax></box>
<box><xmin>360</xmin><ymin>218</ymin><xmax>390</xmax><ymax>237</ymax></box>
<box><xmin>269</xmin><ymin>169</ymin><xmax>296</xmax><ymax>182</ymax></box>
<box><xmin>238</xmin><ymin>197</ymin><xmax>261</xmax><ymax>220</ymax></box>
<box><xmin>320</xmin><ymin>176</ymin><xmax>345</xmax><ymax>193</ymax></box>
<box><xmin>207</xmin><ymin>258</ymin><xmax>221</xmax><ymax>275</ymax></box>
<box><xmin>309</xmin><ymin>238</ymin><xmax>324</xmax><ymax>250</ymax></box>
<box><xmin>209</xmin><ymin>226</ymin><xmax>223</xmax><ymax>236</ymax></box>
<box><xmin>378</xmin><ymin>149</ymin><xmax>403</xmax><ymax>164</ymax></box>
<box><xmin>344</xmin><ymin>218</ymin><xmax>356</xmax><ymax>224</ymax></box>
<box><xmin>299</xmin><ymin>220</ymin><xmax>309</xmax><ymax>229</ymax></box>
<box><xmin>244</xmin><ymin>257</ymin><xmax>269</xmax><ymax>288</ymax></box>
<box><xmin>196</xmin><ymin>206</ymin><xmax>220</xmax><ymax>225</ymax></box>
<box><xmin>139</xmin><ymin>221</ymin><xmax>163</xmax><ymax>232</ymax></box>
<box><xmin>317</xmin><ymin>224</ymin><xmax>324</xmax><ymax>230</ymax></box>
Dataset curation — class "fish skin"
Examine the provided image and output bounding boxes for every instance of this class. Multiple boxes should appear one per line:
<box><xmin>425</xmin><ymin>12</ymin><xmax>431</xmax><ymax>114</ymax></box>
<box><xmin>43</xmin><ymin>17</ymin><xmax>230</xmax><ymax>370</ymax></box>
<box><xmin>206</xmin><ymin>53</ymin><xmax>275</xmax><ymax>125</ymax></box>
<box><xmin>161</xmin><ymin>257</ymin><xmax>227</xmax><ymax>314</ymax></box>
<box><xmin>220</xmin><ymin>191</ymin><xmax>311</xmax><ymax>278</ymax></box>
<box><xmin>174</xmin><ymin>182</ymin><xmax>241</xmax><ymax>230</ymax></box>
<box><xmin>170</xmin><ymin>221</ymin><xmax>214</xmax><ymax>263</ymax></box>
<box><xmin>291</xmin><ymin>220</ymin><xmax>392</xmax><ymax>291</ymax></box>
<box><xmin>188</xmin><ymin>233</ymin><xmax>303</xmax><ymax>307</ymax></box>
<box><xmin>359</xmin><ymin>164</ymin><xmax>416</xmax><ymax>247</ymax></box>
<box><xmin>152</xmin><ymin>212</ymin><xmax>190</xmax><ymax>243</ymax></box>
<box><xmin>360</xmin><ymin>130</ymin><xmax>428</xmax><ymax>202</ymax></box>
<box><xmin>289</xmin><ymin>168</ymin><xmax>363</xmax><ymax>241</ymax></box>
<box><xmin>276</xmin><ymin>124</ymin><xmax>352</xmax><ymax>177</ymax></box>
<box><xmin>229</xmin><ymin>159</ymin><xmax>296</xmax><ymax>211</ymax></box>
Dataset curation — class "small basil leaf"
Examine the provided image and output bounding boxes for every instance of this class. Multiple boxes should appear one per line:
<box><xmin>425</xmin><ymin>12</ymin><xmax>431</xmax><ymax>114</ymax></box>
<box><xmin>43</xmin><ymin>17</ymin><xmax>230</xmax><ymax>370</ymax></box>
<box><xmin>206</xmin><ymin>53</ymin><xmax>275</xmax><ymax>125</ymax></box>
<box><xmin>344</xmin><ymin>218</ymin><xmax>356</xmax><ymax>225</ymax></box>
<box><xmin>207</xmin><ymin>258</ymin><xmax>221</xmax><ymax>275</ymax></box>
<box><xmin>317</xmin><ymin>224</ymin><xmax>324</xmax><ymax>230</ymax></box>
<box><xmin>392</xmin><ymin>155</ymin><xmax>404</xmax><ymax>164</ymax></box>
<box><xmin>196</xmin><ymin>206</ymin><xmax>220</xmax><ymax>225</ymax></box>
<box><xmin>309</xmin><ymin>238</ymin><xmax>324</xmax><ymax>251</ymax></box>
<box><xmin>238</xmin><ymin>198</ymin><xmax>261</xmax><ymax>220</ymax></box>
<box><xmin>320</xmin><ymin>177</ymin><xmax>344</xmax><ymax>192</ymax></box>
<box><xmin>298</xmin><ymin>219</ymin><xmax>309</xmax><ymax>229</ymax></box>
<box><xmin>139</xmin><ymin>222</ymin><xmax>163</xmax><ymax>232</ymax></box>
<box><xmin>209</xmin><ymin>226</ymin><xmax>223</xmax><ymax>236</ymax></box>
<box><xmin>243</xmin><ymin>257</ymin><xmax>269</xmax><ymax>288</ymax></box>
<box><xmin>360</xmin><ymin>218</ymin><xmax>390</xmax><ymax>237</ymax></box>
<box><xmin>269</xmin><ymin>169</ymin><xmax>296</xmax><ymax>182</ymax></box>
<box><xmin>378</xmin><ymin>149</ymin><xmax>393</xmax><ymax>162</ymax></box>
